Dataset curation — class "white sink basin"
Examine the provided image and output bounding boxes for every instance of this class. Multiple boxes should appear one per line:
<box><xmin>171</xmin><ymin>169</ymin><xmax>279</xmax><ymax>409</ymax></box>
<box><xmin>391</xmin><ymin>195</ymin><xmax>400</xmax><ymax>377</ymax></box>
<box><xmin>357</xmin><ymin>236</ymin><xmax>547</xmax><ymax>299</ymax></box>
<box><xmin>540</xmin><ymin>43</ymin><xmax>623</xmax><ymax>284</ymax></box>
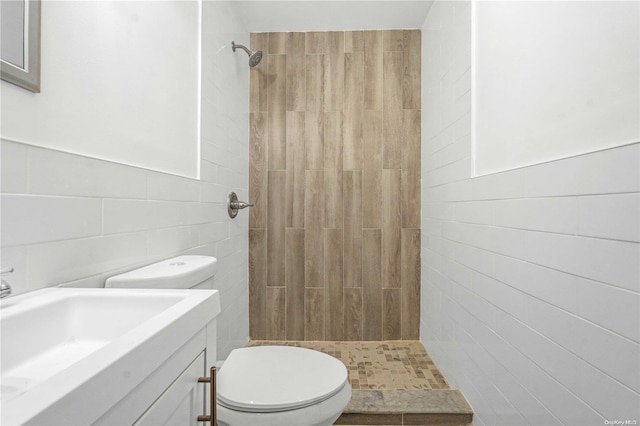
<box><xmin>1</xmin><ymin>287</ymin><xmax>220</xmax><ymax>425</ymax></box>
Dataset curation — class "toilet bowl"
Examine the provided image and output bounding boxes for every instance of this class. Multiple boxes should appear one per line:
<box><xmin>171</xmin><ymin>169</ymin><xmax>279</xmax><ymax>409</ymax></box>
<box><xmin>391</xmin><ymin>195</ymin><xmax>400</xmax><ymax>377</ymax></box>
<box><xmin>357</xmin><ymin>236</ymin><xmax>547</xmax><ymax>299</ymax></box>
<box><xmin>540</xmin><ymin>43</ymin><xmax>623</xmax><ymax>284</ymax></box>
<box><xmin>105</xmin><ymin>256</ymin><xmax>351</xmax><ymax>426</ymax></box>
<box><xmin>216</xmin><ymin>345</ymin><xmax>351</xmax><ymax>426</ymax></box>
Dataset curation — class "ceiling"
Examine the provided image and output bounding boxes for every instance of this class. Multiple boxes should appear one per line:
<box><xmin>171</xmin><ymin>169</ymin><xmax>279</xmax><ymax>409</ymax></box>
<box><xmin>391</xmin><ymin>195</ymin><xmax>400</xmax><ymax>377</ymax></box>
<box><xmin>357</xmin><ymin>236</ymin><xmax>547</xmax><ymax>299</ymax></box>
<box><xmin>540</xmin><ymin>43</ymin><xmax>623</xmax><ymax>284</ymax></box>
<box><xmin>233</xmin><ymin>1</ymin><xmax>434</xmax><ymax>32</ymax></box>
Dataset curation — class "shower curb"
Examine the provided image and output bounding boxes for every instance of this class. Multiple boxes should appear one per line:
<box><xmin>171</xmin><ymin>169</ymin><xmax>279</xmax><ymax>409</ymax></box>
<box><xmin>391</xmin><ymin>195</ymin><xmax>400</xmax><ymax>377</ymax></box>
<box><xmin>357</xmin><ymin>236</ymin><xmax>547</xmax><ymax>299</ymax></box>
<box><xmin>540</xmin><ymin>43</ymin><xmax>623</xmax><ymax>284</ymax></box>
<box><xmin>336</xmin><ymin>389</ymin><xmax>473</xmax><ymax>425</ymax></box>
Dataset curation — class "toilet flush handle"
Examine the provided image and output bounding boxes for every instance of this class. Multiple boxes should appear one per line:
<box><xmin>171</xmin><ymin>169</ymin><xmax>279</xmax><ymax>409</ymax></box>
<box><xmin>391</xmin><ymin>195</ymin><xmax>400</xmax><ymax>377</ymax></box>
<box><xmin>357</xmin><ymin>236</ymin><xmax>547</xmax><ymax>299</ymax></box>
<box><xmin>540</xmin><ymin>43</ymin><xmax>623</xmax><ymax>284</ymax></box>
<box><xmin>197</xmin><ymin>366</ymin><xmax>217</xmax><ymax>425</ymax></box>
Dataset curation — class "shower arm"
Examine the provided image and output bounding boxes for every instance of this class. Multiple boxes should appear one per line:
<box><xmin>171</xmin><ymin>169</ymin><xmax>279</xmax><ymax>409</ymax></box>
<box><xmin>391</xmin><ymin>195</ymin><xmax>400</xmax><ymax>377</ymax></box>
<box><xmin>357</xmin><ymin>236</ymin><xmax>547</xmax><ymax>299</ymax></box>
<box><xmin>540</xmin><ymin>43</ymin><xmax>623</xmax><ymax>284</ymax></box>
<box><xmin>232</xmin><ymin>42</ymin><xmax>251</xmax><ymax>56</ymax></box>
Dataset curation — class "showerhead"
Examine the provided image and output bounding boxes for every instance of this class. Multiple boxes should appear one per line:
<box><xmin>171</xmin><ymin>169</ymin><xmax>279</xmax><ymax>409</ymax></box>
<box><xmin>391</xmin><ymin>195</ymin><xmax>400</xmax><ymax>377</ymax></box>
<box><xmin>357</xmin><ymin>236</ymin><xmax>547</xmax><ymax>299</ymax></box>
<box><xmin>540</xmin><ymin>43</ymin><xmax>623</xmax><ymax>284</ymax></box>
<box><xmin>232</xmin><ymin>41</ymin><xmax>263</xmax><ymax>67</ymax></box>
<box><xmin>249</xmin><ymin>50</ymin><xmax>263</xmax><ymax>67</ymax></box>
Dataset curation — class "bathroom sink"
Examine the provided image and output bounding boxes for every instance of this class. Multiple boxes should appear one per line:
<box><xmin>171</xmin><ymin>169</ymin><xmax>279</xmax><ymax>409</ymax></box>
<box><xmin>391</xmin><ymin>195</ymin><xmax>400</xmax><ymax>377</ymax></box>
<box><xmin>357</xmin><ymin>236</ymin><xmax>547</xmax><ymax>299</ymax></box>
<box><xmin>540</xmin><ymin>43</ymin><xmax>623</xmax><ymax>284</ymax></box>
<box><xmin>0</xmin><ymin>287</ymin><xmax>220</xmax><ymax>425</ymax></box>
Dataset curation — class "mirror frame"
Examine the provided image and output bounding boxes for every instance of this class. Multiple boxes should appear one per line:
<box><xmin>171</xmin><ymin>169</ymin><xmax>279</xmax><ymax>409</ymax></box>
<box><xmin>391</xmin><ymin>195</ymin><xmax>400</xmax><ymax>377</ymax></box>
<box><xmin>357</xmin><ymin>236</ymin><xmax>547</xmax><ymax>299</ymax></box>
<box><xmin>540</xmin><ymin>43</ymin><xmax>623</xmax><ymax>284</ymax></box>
<box><xmin>1</xmin><ymin>0</ymin><xmax>41</xmax><ymax>93</ymax></box>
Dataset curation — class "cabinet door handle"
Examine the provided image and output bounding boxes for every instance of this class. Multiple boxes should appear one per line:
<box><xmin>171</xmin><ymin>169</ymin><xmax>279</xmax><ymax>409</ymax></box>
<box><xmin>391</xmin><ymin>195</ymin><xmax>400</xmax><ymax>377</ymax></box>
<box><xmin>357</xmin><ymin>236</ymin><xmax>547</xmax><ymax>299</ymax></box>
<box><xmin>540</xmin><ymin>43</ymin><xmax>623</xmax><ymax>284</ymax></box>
<box><xmin>197</xmin><ymin>366</ymin><xmax>217</xmax><ymax>425</ymax></box>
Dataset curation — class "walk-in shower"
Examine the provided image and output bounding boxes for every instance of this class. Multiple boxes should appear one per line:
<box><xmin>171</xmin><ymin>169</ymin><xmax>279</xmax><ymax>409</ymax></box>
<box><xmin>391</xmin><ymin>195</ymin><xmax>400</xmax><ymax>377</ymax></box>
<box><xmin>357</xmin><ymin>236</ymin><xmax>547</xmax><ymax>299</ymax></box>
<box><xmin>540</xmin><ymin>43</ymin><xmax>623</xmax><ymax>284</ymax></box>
<box><xmin>231</xmin><ymin>41</ymin><xmax>262</xmax><ymax>67</ymax></box>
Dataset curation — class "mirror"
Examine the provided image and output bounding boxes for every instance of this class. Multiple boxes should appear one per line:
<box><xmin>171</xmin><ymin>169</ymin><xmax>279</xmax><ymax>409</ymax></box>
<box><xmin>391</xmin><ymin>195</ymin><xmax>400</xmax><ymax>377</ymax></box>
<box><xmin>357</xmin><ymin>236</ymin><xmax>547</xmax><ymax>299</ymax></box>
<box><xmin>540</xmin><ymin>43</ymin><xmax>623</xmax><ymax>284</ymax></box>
<box><xmin>1</xmin><ymin>0</ymin><xmax>41</xmax><ymax>93</ymax></box>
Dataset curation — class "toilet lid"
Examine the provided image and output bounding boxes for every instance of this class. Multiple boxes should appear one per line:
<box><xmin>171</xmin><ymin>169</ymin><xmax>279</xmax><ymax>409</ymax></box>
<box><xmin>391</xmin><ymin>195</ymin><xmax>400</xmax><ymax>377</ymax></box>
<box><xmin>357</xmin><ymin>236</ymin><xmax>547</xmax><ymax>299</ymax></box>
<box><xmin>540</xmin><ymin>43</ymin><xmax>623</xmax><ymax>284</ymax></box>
<box><xmin>216</xmin><ymin>346</ymin><xmax>348</xmax><ymax>413</ymax></box>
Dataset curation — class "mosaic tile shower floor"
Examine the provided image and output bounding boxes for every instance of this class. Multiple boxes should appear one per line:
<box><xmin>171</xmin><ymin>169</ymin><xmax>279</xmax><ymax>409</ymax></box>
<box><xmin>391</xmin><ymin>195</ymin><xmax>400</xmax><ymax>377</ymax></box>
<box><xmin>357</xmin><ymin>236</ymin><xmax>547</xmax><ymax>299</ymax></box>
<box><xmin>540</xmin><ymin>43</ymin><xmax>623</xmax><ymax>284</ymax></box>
<box><xmin>247</xmin><ymin>340</ymin><xmax>449</xmax><ymax>391</ymax></box>
<box><xmin>247</xmin><ymin>340</ymin><xmax>473</xmax><ymax>426</ymax></box>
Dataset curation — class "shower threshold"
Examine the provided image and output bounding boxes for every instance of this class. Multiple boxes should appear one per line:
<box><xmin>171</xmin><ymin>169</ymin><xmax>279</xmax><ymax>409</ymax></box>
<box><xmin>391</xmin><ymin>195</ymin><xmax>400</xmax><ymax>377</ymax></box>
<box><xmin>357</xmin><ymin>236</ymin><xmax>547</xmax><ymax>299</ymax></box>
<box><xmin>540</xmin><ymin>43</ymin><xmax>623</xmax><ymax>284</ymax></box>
<box><xmin>247</xmin><ymin>340</ymin><xmax>473</xmax><ymax>426</ymax></box>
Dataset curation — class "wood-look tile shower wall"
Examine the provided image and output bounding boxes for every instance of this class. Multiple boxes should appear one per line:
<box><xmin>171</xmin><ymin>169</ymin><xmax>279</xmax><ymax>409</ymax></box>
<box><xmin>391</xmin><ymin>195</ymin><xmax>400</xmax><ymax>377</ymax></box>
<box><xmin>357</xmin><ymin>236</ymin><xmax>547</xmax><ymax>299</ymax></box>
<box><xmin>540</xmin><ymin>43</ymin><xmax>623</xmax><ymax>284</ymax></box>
<box><xmin>249</xmin><ymin>30</ymin><xmax>421</xmax><ymax>341</ymax></box>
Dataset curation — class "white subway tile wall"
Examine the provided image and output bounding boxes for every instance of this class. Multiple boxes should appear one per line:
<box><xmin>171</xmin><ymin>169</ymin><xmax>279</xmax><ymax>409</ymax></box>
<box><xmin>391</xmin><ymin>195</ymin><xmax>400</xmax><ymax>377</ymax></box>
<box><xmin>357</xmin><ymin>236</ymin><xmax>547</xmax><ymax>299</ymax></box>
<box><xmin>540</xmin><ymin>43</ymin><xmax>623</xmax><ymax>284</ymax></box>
<box><xmin>421</xmin><ymin>1</ymin><xmax>640</xmax><ymax>424</ymax></box>
<box><xmin>0</xmin><ymin>1</ymin><xmax>250</xmax><ymax>360</ymax></box>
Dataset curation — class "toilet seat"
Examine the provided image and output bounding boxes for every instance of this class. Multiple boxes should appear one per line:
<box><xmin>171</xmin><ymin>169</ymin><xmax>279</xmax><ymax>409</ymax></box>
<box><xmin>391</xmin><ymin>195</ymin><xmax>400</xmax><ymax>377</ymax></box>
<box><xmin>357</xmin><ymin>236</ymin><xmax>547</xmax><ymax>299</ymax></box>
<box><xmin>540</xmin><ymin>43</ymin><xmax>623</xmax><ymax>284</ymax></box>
<box><xmin>216</xmin><ymin>346</ymin><xmax>348</xmax><ymax>413</ymax></box>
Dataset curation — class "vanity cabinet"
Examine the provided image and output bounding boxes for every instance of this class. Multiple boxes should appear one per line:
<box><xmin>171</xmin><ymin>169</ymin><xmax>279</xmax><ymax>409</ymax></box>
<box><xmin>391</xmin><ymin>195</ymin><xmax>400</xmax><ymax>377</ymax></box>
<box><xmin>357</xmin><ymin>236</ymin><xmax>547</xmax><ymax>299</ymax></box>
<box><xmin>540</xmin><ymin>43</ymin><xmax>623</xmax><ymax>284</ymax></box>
<box><xmin>93</xmin><ymin>320</ymin><xmax>216</xmax><ymax>426</ymax></box>
<box><xmin>134</xmin><ymin>352</ymin><xmax>206</xmax><ymax>425</ymax></box>
<box><xmin>0</xmin><ymin>287</ymin><xmax>220</xmax><ymax>426</ymax></box>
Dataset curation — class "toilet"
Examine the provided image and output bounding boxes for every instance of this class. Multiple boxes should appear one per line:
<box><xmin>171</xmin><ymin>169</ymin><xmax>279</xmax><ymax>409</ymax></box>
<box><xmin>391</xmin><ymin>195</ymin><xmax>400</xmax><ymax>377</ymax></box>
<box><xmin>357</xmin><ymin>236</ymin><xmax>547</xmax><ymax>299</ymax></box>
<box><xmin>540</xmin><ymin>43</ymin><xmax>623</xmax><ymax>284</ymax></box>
<box><xmin>105</xmin><ymin>255</ymin><xmax>351</xmax><ymax>426</ymax></box>
<box><xmin>215</xmin><ymin>344</ymin><xmax>351</xmax><ymax>426</ymax></box>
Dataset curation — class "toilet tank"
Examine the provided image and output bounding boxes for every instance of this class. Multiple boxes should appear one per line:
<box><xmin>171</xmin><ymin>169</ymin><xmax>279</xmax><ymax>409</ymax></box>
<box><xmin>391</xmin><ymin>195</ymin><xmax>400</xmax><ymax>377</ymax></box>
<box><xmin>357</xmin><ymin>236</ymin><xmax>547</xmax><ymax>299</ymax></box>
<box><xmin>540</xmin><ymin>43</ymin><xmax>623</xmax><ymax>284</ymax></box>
<box><xmin>105</xmin><ymin>255</ymin><xmax>217</xmax><ymax>289</ymax></box>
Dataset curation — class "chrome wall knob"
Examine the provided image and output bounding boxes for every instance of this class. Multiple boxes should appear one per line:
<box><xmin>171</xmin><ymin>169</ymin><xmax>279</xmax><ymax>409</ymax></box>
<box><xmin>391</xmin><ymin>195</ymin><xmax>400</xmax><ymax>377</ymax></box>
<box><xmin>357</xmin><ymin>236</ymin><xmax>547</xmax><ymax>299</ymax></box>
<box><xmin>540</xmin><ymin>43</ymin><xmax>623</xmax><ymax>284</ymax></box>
<box><xmin>1</xmin><ymin>267</ymin><xmax>13</xmax><ymax>299</ymax></box>
<box><xmin>227</xmin><ymin>192</ymin><xmax>253</xmax><ymax>218</ymax></box>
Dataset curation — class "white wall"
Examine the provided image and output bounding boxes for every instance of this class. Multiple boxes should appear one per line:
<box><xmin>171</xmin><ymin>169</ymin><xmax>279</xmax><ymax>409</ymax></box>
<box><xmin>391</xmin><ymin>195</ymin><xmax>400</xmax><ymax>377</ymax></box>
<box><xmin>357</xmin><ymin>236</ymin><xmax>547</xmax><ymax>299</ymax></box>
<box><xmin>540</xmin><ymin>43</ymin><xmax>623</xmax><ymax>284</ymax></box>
<box><xmin>1</xmin><ymin>1</ymin><xmax>200</xmax><ymax>178</ymax></box>
<box><xmin>236</xmin><ymin>1</ymin><xmax>433</xmax><ymax>32</ymax></box>
<box><xmin>0</xmin><ymin>1</ymin><xmax>250</xmax><ymax>359</ymax></box>
<box><xmin>421</xmin><ymin>2</ymin><xmax>640</xmax><ymax>425</ymax></box>
<box><xmin>473</xmin><ymin>1</ymin><xmax>639</xmax><ymax>176</ymax></box>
